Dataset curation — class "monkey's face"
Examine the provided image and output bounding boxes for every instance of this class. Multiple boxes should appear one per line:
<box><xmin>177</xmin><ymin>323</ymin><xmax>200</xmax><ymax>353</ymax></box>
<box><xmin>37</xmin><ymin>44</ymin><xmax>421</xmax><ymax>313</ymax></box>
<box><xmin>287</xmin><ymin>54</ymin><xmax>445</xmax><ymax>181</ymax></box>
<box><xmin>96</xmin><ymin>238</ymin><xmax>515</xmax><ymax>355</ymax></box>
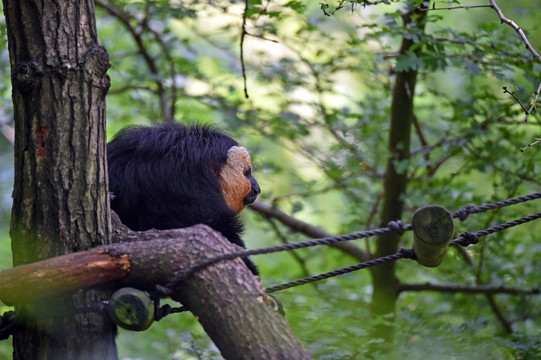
<box><xmin>220</xmin><ymin>146</ymin><xmax>261</xmax><ymax>213</ymax></box>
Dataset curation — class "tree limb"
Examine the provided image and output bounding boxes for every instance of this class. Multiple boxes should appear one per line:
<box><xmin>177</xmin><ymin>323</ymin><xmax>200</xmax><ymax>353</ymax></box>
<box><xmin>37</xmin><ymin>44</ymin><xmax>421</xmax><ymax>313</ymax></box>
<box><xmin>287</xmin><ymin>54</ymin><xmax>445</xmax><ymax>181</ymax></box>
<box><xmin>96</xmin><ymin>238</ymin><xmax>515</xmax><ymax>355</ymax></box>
<box><xmin>0</xmin><ymin>224</ymin><xmax>313</xmax><ymax>360</ymax></box>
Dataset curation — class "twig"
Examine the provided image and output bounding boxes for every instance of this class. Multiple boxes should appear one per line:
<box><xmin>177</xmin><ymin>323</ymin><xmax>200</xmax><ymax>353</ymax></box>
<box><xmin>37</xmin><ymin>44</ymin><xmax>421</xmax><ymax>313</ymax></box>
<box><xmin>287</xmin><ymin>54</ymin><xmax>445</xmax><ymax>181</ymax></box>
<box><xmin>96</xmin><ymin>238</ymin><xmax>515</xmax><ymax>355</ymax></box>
<box><xmin>489</xmin><ymin>0</ymin><xmax>541</xmax><ymax>63</ymax></box>
<box><xmin>421</xmin><ymin>4</ymin><xmax>493</xmax><ymax>11</ymax></box>
<box><xmin>503</xmin><ymin>86</ymin><xmax>529</xmax><ymax>113</ymax></box>
<box><xmin>361</xmin><ymin>0</ymin><xmax>389</xmax><ymax>5</ymax></box>
<box><xmin>240</xmin><ymin>0</ymin><xmax>249</xmax><ymax>98</ymax></box>
<box><xmin>421</xmin><ymin>1</ymin><xmax>541</xmax><ymax>124</ymax></box>
<box><xmin>96</xmin><ymin>0</ymin><xmax>172</xmax><ymax>121</ymax></box>
<box><xmin>245</xmin><ymin>32</ymin><xmax>279</xmax><ymax>43</ymax></box>
<box><xmin>486</xmin><ymin>293</ymin><xmax>513</xmax><ymax>334</ymax></box>
<box><xmin>520</xmin><ymin>138</ymin><xmax>541</xmax><ymax>152</ymax></box>
<box><xmin>523</xmin><ymin>81</ymin><xmax>541</xmax><ymax>122</ymax></box>
<box><xmin>144</xmin><ymin>18</ymin><xmax>179</xmax><ymax>122</ymax></box>
<box><xmin>488</xmin><ymin>1</ymin><xmax>541</xmax><ymax>123</ymax></box>
<box><xmin>320</xmin><ymin>0</ymin><xmax>348</xmax><ymax>16</ymax></box>
<box><xmin>423</xmin><ymin>1</ymin><xmax>541</xmax><ymax>118</ymax></box>
<box><xmin>502</xmin><ymin>82</ymin><xmax>540</xmax><ymax>126</ymax></box>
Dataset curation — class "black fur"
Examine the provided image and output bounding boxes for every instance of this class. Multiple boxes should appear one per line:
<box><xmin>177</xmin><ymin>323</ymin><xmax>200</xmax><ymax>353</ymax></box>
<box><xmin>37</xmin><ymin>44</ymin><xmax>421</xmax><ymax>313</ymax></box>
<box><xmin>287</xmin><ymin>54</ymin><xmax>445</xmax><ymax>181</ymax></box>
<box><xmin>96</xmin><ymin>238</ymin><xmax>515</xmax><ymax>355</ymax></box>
<box><xmin>107</xmin><ymin>122</ymin><xmax>259</xmax><ymax>275</ymax></box>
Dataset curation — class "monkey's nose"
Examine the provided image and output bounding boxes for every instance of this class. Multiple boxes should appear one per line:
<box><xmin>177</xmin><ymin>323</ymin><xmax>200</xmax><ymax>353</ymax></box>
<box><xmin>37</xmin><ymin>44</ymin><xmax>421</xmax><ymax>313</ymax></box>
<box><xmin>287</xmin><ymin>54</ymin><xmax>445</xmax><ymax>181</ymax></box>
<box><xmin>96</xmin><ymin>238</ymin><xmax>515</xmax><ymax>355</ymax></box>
<box><xmin>253</xmin><ymin>182</ymin><xmax>261</xmax><ymax>196</ymax></box>
<box><xmin>244</xmin><ymin>181</ymin><xmax>261</xmax><ymax>205</ymax></box>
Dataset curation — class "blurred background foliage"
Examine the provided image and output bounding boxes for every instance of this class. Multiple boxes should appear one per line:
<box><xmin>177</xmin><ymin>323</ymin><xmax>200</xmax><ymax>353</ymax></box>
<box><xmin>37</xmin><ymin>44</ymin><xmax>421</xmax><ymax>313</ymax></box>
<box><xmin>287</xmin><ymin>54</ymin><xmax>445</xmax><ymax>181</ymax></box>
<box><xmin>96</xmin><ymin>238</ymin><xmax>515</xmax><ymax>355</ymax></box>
<box><xmin>1</xmin><ymin>0</ymin><xmax>541</xmax><ymax>359</ymax></box>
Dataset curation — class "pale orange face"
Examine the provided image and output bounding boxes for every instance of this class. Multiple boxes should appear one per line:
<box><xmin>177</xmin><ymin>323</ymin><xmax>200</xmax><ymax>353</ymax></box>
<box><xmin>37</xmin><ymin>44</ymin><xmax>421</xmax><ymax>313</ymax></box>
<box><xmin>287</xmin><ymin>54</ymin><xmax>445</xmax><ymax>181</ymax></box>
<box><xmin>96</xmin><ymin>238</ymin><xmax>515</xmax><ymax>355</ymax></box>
<box><xmin>220</xmin><ymin>146</ymin><xmax>258</xmax><ymax>213</ymax></box>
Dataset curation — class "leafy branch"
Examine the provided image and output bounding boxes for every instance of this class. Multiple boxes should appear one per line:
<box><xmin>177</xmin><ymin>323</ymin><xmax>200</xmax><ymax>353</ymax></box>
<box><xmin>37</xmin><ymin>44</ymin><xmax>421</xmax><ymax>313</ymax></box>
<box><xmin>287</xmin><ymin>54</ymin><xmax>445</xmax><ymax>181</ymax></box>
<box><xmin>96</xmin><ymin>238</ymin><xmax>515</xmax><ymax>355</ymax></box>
<box><xmin>96</xmin><ymin>0</ymin><xmax>177</xmax><ymax>122</ymax></box>
<box><xmin>424</xmin><ymin>0</ymin><xmax>541</xmax><ymax>142</ymax></box>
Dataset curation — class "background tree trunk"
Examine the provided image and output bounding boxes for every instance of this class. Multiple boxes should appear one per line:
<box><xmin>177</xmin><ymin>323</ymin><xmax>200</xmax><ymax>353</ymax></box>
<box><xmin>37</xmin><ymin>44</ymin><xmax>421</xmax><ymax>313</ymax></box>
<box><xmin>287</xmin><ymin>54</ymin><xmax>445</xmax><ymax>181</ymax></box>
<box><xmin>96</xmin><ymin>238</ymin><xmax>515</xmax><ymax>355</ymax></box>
<box><xmin>2</xmin><ymin>0</ymin><xmax>114</xmax><ymax>358</ymax></box>
<box><xmin>369</xmin><ymin>4</ymin><xmax>426</xmax><ymax>344</ymax></box>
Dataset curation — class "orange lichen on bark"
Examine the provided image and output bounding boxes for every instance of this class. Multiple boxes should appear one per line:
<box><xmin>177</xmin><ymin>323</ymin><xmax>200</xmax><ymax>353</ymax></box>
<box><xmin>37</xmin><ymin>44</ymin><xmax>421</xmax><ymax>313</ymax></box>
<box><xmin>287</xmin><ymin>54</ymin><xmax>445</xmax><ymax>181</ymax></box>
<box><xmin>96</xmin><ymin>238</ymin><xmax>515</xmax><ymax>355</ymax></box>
<box><xmin>36</xmin><ymin>127</ymin><xmax>50</xmax><ymax>158</ymax></box>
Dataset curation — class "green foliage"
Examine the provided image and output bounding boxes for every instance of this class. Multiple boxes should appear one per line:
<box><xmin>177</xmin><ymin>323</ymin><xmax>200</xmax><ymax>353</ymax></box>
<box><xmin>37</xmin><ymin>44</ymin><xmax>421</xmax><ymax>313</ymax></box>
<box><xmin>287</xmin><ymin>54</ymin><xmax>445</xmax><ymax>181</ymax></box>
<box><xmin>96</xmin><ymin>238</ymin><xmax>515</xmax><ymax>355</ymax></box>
<box><xmin>1</xmin><ymin>0</ymin><xmax>541</xmax><ymax>358</ymax></box>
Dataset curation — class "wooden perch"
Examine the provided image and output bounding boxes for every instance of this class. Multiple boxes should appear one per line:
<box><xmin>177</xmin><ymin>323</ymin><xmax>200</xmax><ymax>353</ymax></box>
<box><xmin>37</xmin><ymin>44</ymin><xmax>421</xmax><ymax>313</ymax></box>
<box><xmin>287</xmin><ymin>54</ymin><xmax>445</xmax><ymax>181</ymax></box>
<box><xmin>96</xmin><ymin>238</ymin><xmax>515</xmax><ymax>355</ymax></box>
<box><xmin>0</xmin><ymin>224</ymin><xmax>312</xmax><ymax>360</ymax></box>
<box><xmin>0</xmin><ymin>250</ymin><xmax>129</xmax><ymax>305</ymax></box>
<box><xmin>411</xmin><ymin>205</ymin><xmax>454</xmax><ymax>267</ymax></box>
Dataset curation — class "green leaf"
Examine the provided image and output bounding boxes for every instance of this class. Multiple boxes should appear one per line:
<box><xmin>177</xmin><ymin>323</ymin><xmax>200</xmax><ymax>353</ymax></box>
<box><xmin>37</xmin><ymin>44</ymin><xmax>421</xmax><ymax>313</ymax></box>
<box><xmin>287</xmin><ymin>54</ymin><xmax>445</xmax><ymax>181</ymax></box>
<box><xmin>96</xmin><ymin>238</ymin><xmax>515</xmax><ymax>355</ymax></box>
<box><xmin>395</xmin><ymin>50</ymin><xmax>425</xmax><ymax>71</ymax></box>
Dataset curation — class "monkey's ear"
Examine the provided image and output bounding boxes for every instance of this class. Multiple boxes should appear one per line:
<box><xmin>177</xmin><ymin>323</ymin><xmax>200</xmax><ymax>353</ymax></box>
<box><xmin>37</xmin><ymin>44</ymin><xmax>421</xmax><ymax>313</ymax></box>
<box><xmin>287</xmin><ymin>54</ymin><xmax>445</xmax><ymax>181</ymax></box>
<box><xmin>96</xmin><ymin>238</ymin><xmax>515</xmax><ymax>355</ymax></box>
<box><xmin>210</xmin><ymin>161</ymin><xmax>222</xmax><ymax>177</ymax></box>
<box><xmin>220</xmin><ymin>146</ymin><xmax>253</xmax><ymax>213</ymax></box>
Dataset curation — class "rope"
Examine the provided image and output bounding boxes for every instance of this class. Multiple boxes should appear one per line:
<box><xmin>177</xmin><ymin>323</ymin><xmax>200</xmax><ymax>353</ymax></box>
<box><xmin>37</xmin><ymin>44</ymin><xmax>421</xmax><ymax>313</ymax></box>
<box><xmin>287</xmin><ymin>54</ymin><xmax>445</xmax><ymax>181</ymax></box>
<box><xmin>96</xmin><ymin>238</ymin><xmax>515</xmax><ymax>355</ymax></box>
<box><xmin>266</xmin><ymin>212</ymin><xmax>541</xmax><ymax>292</ymax></box>
<box><xmin>118</xmin><ymin>192</ymin><xmax>541</xmax><ymax>320</ymax></box>
<box><xmin>266</xmin><ymin>248</ymin><xmax>417</xmax><ymax>293</ymax></box>
<box><xmin>450</xmin><ymin>212</ymin><xmax>541</xmax><ymax>247</ymax></box>
<box><xmin>154</xmin><ymin>304</ymin><xmax>188</xmax><ymax>320</ymax></box>
<box><xmin>160</xmin><ymin>191</ymin><xmax>541</xmax><ymax>294</ymax></box>
<box><xmin>157</xmin><ymin>220</ymin><xmax>411</xmax><ymax>295</ymax></box>
<box><xmin>452</xmin><ymin>192</ymin><xmax>541</xmax><ymax>221</ymax></box>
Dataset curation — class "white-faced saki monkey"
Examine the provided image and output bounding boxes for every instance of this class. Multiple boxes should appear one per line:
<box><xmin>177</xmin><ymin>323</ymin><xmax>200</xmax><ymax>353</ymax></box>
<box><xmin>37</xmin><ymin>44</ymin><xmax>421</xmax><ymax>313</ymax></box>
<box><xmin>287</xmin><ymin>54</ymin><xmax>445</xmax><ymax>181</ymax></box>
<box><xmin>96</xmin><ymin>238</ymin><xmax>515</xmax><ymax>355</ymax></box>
<box><xmin>107</xmin><ymin>122</ymin><xmax>261</xmax><ymax>275</ymax></box>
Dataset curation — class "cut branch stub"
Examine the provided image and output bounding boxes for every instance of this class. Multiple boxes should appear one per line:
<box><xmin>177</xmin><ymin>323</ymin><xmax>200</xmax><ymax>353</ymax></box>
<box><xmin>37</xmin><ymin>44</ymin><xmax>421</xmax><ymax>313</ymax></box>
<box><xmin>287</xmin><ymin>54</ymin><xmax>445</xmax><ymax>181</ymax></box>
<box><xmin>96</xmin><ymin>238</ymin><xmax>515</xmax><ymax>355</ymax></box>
<box><xmin>107</xmin><ymin>287</ymin><xmax>154</xmax><ymax>331</ymax></box>
<box><xmin>412</xmin><ymin>205</ymin><xmax>454</xmax><ymax>267</ymax></box>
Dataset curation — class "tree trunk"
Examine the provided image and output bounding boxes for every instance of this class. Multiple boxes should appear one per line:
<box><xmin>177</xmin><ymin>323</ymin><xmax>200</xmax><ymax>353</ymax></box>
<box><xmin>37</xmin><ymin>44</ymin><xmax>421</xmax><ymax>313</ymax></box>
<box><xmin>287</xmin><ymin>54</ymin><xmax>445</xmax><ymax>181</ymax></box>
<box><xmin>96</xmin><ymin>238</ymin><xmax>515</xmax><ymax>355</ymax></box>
<box><xmin>369</xmin><ymin>4</ymin><xmax>426</xmax><ymax>343</ymax></box>
<box><xmin>2</xmin><ymin>0</ymin><xmax>114</xmax><ymax>358</ymax></box>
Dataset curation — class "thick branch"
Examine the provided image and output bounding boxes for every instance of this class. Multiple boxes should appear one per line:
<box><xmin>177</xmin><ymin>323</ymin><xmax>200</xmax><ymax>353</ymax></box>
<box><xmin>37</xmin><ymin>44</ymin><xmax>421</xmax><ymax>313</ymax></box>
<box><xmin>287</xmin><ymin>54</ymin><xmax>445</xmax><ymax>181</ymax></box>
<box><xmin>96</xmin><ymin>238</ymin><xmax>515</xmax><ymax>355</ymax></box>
<box><xmin>0</xmin><ymin>251</ymin><xmax>129</xmax><ymax>306</ymax></box>
<box><xmin>0</xmin><ymin>224</ymin><xmax>312</xmax><ymax>360</ymax></box>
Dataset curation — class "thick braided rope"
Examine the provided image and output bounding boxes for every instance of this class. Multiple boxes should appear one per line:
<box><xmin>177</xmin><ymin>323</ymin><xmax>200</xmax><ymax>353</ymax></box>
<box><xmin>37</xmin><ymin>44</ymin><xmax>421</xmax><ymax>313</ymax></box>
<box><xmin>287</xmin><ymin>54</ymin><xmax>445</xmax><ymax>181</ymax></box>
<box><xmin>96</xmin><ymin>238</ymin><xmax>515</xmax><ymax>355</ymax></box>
<box><xmin>158</xmin><ymin>220</ymin><xmax>410</xmax><ymax>293</ymax></box>
<box><xmin>452</xmin><ymin>192</ymin><xmax>541</xmax><ymax>221</ymax></box>
<box><xmin>266</xmin><ymin>248</ymin><xmax>417</xmax><ymax>293</ymax></box>
<box><xmin>267</xmin><ymin>212</ymin><xmax>541</xmax><ymax>293</ymax></box>
<box><xmin>159</xmin><ymin>192</ymin><xmax>541</xmax><ymax>294</ymax></box>
<box><xmin>451</xmin><ymin>212</ymin><xmax>541</xmax><ymax>246</ymax></box>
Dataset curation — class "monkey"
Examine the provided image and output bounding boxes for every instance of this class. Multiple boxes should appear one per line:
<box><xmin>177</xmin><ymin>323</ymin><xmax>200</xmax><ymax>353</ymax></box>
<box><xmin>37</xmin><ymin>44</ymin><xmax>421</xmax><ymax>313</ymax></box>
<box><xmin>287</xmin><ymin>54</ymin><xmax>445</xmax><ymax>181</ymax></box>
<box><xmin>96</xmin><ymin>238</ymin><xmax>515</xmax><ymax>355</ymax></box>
<box><xmin>107</xmin><ymin>122</ymin><xmax>261</xmax><ymax>275</ymax></box>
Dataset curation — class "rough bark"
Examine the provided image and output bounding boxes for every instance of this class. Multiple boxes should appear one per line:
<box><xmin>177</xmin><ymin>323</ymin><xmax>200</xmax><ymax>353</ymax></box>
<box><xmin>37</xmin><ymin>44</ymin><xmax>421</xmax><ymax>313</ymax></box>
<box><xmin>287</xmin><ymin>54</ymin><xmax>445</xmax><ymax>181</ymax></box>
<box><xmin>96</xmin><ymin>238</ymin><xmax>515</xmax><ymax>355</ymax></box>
<box><xmin>2</xmin><ymin>0</ymin><xmax>114</xmax><ymax>358</ymax></box>
<box><xmin>0</xmin><ymin>224</ymin><xmax>313</xmax><ymax>360</ymax></box>
<box><xmin>369</xmin><ymin>3</ymin><xmax>426</xmax><ymax>340</ymax></box>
